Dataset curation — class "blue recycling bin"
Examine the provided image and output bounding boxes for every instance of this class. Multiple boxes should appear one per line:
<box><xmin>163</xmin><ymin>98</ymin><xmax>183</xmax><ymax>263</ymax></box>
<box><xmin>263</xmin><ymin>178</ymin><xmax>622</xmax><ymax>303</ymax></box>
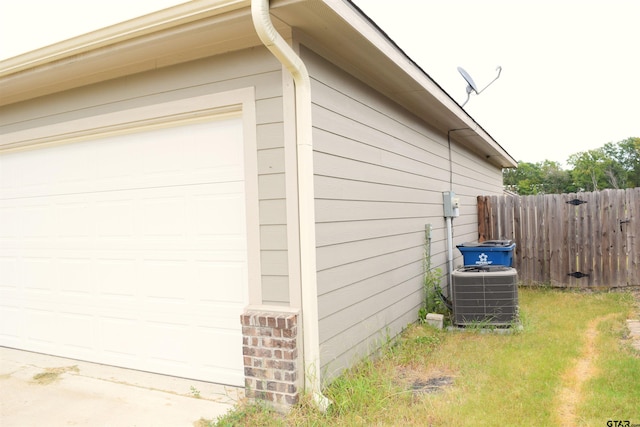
<box><xmin>456</xmin><ymin>240</ymin><xmax>515</xmax><ymax>267</ymax></box>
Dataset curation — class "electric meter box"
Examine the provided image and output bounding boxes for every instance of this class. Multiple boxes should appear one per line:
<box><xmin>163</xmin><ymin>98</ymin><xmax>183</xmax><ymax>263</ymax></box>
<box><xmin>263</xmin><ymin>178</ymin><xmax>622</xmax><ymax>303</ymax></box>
<box><xmin>443</xmin><ymin>191</ymin><xmax>460</xmax><ymax>217</ymax></box>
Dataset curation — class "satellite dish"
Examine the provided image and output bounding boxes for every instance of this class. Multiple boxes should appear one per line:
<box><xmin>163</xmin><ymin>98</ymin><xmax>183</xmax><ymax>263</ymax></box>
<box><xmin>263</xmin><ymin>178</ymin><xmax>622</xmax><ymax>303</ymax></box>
<box><xmin>457</xmin><ymin>66</ymin><xmax>502</xmax><ymax>107</ymax></box>
<box><xmin>457</xmin><ymin>67</ymin><xmax>479</xmax><ymax>94</ymax></box>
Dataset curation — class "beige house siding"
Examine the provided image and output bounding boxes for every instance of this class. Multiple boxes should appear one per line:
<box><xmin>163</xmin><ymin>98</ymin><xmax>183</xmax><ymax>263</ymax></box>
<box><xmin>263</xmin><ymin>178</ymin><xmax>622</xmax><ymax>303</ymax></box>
<box><xmin>0</xmin><ymin>47</ymin><xmax>292</xmax><ymax>307</ymax></box>
<box><xmin>303</xmin><ymin>46</ymin><xmax>503</xmax><ymax>378</ymax></box>
<box><xmin>449</xmin><ymin>143</ymin><xmax>505</xmax><ymax>255</ymax></box>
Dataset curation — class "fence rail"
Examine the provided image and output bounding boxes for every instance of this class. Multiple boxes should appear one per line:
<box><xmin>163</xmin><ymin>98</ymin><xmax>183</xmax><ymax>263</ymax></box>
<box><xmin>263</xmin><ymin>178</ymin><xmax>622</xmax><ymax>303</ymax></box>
<box><xmin>477</xmin><ymin>188</ymin><xmax>640</xmax><ymax>288</ymax></box>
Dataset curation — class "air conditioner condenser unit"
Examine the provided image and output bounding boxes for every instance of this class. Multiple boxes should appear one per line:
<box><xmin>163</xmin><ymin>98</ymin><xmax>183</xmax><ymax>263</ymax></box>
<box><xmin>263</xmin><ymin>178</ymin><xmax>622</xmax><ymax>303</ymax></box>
<box><xmin>452</xmin><ymin>266</ymin><xmax>518</xmax><ymax>326</ymax></box>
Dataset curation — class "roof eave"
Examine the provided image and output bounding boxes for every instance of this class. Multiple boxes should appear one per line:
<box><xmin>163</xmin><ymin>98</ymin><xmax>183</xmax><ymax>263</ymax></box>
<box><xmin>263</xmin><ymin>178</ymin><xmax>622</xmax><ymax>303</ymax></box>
<box><xmin>0</xmin><ymin>0</ymin><xmax>516</xmax><ymax>168</ymax></box>
<box><xmin>0</xmin><ymin>0</ymin><xmax>251</xmax><ymax>77</ymax></box>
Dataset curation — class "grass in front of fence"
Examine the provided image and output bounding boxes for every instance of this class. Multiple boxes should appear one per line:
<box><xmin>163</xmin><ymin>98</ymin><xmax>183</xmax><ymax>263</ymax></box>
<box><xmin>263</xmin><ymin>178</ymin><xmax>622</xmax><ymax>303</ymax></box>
<box><xmin>210</xmin><ymin>288</ymin><xmax>639</xmax><ymax>426</ymax></box>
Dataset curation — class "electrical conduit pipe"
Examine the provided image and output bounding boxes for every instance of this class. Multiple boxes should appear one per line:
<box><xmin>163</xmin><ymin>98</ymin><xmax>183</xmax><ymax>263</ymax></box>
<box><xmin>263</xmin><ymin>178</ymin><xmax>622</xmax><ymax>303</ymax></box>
<box><xmin>446</xmin><ymin>216</ymin><xmax>454</xmax><ymax>295</ymax></box>
<box><xmin>251</xmin><ymin>0</ymin><xmax>329</xmax><ymax>410</ymax></box>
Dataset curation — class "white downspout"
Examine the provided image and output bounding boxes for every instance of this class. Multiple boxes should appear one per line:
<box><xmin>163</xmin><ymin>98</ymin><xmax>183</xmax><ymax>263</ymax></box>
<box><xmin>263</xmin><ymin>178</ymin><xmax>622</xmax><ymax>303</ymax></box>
<box><xmin>251</xmin><ymin>0</ymin><xmax>329</xmax><ymax>410</ymax></box>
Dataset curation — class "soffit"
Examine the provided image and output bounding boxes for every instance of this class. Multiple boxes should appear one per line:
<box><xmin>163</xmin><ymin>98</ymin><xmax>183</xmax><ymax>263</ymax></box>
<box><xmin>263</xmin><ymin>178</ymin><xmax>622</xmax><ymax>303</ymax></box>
<box><xmin>0</xmin><ymin>7</ymin><xmax>264</xmax><ymax>106</ymax></box>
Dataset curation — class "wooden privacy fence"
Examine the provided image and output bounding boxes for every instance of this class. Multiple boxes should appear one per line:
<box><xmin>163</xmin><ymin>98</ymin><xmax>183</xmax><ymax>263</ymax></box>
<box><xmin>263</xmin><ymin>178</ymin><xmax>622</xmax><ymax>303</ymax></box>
<box><xmin>477</xmin><ymin>188</ymin><xmax>640</xmax><ymax>288</ymax></box>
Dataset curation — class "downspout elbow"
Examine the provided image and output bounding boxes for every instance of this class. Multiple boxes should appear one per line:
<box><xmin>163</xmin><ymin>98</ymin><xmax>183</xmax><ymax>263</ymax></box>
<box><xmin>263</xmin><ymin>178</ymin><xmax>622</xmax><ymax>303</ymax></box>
<box><xmin>251</xmin><ymin>0</ymin><xmax>310</xmax><ymax>97</ymax></box>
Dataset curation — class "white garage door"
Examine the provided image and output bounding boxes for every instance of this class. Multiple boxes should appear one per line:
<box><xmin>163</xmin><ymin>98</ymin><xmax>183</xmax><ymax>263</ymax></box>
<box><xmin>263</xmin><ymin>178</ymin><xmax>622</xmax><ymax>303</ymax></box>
<box><xmin>0</xmin><ymin>118</ymin><xmax>248</xmax><ymax>386</ymax></box>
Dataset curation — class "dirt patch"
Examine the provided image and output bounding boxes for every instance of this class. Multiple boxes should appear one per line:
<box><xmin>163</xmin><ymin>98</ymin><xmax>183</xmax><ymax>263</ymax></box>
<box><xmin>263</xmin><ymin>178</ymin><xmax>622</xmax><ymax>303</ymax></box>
<box><xmin>395</xmin><ymin>366</ymin><xmax>455</xmax><ymax>396</ymax></box>
<box><xmin>410</xmin><ymin>376</ymin><xmax>454</xmax><ymax>395</ymax></box>
<box><xmin>32</xmin><ymin>365</ymin><xmax>80</xmax><ymax>385</ymax></box>
<box><xmin>555</xmin><ymin>314</ymin><xmax>616</xmax><ymax>426</ymax></box>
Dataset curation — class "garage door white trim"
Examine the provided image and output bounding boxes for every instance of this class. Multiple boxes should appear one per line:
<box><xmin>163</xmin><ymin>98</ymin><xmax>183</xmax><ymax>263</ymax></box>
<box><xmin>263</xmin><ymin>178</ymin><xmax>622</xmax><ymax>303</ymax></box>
<box><xmin>0</xmin><ymin>87</ymin><xmax>261</xmax><ymax>386</ymax></box>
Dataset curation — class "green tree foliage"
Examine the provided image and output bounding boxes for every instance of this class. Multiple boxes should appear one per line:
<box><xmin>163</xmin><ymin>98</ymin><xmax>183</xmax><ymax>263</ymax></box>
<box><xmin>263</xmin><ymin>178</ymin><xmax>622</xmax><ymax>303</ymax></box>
<box><xmin>605</xmin><ymin>137</ymin><xmax>640</xmax><ymax>187</ymax></box>
<box><xmin>568</xmin><ymin>137</ymin><xmax>640</xmax><ymax>191</ymax></box>
<box><xmin>503</xmin><ymin>137</ymin><xmax>639</xmax><ymax>194</ymax></box>
<box><xmin>503</xmin><ymin>160</ymin><xmax>572</xmax><ymax>195</ymax></box>
<box><xmin>567</xmin><ymin>149</ymin><xmax>615</xmax><ymax>191</ymax></box>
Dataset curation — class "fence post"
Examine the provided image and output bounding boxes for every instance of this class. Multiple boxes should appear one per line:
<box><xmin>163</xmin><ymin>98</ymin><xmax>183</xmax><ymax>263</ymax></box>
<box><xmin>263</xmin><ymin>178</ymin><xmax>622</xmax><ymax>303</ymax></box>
<box><xmin>477</xmin><ymin>196</ymin><xmax>488</xmax><ymax>243</ymax></box>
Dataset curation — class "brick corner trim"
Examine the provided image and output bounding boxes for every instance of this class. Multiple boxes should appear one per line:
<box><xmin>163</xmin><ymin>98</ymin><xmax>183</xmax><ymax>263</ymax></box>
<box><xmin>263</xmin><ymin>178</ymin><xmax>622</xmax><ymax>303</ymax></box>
<box><xmin>241</xmin><ymin>310</ymin><xmax>300</xmax><ymax>409</ymax></box>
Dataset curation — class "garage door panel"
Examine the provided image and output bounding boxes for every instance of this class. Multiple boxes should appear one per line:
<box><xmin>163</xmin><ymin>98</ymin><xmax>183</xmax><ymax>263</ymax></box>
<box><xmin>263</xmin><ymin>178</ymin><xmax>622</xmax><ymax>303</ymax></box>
<box><xmin>196</xmin><ymin>311</ymin><xmax>245</xmax><ymax>335</ymax></box>
<box><xmin>57</xmin><ymin>202</ymin><xmax>92</xmax><ymax>237</ymax></box>
<box><xmin>57</xmin><ymin>312</ymin><xmax>96</xmax><ymax>348</ymax></box>
<box><xmin>196</xmin><ymin>262</ymin><xmax>246</xmax><ymax>303</ymax></box>
<box><xmin>0</xmin><ymin>285</ymin><xmax>19</xmax><ymax>307</ymax></box>
<box><xmin>58</xmin><ymin>259</ymin><xmax>93</xmax><ymax>295</ymax></box>
<box><xmin>22</xmin><ymin>205</ymin><xmax>58</xmax><ymax>237</ymax></box>
<box><xmin>96</xmin><ymin>199</ymin><xmax>137</xmax><ymax>237</ymax></box>
<box><xmin>193</xmin><ymin>193</ymin><xmax>246</xmax><ymax>237</ymax></box>
<box><xmin>140</xmin><ymin>197</ymin><xmax>186</xmax><ymax>237</ymax></box>
<box><xmin>180</xmin><ymin>119</ymin><xmax>245</xmax><ymax>176</ymax></box>
<box><xmin>21</xmin><ymin>258</ymin><xmax>57</xmax><ymax>292</ymax></box>
<box><xmin>140</xmin><ymin>260</ymin><xmax>192</xmax><ymax>298</ymax></box>
<box><xmin>1</xmin><ymin>189</ymin><xmax>246</xmax><ymax>246</ymax></box>
<box><xmin>95</xmin><ymin>260</ymin><xmax>137</xmax><ymax>297</ymax></box>
<box><xmin>0</xmin><ymin>117</ymin><xmax>248</xmax><ymax>386</ymax></box>
<box><xmin>100</xmin><ymin>318</ymin><xmax>144</xmax><ymax>360</ymax></box>
<box><xmin>0</xmin><ymin>257</ymin><xmax>18</xmax><ymax>284</ymax></box>
<box><xmin>1</xmin><ymin>122</ymin><xmax>244</xmax><ymax>200</ymax></box>
<box><xmin>24</xmin><ymin>308</ymin><xmax>58</xmax><ymax>344</ymax></box>
<box><xmin>199</xmin><ymin>329</ymin><xmax>244</xmax><ymax>369</ymax></box>
<box><xmin>0</xmin><ymin>206</ymin><xmax>20</xmax><ymax>237</ymax></box>
<box><xmin>146</xmin><ymin>322</ymin><xmax>192</xmax><ymax>361</ymax></box>
<box><xmin>0</xmin><ymin>147</ymin><xmax>90</xmax><ymax>197</ymax></box>
<box><xmin>0</xmin><ymin>307</ymin><xmax>21</xmax><ymax>343</ymax></box>
<box><xmin>93</xmin><ymin>137</ymin><xmax>138</xmax><ymax>183</ymax></box>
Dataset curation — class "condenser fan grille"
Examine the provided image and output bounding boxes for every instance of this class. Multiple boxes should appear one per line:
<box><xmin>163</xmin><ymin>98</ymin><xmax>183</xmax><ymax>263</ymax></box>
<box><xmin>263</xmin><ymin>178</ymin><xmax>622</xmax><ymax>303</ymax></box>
<box><xmin>452</xmin><ymin>267</ymin><xmax>518</xmax><ymax>326</ymax></box>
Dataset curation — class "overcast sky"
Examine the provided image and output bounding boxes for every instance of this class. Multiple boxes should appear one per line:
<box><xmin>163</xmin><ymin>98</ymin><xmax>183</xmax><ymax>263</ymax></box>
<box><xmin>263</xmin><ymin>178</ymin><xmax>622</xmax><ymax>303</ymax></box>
<box><xmin>1</xmin><ymin>0</ymin><xmax>638</xmax><ymax>166</ymax></box>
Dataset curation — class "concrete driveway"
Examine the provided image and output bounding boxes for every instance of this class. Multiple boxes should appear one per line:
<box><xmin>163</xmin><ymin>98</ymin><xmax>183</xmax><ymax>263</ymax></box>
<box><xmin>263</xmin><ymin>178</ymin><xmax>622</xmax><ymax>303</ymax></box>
<box><xmin>0</xmin><ymin>347</ymin><xmax>243</xmax><ymax>426</ymax></box>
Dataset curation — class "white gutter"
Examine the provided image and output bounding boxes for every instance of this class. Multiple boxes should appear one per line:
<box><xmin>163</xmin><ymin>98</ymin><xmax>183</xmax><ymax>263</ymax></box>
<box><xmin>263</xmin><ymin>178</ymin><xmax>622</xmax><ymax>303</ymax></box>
<box><xmin>251</xmin><ymin>0</ymin><xmax>329</xmax><ymax>410</ymax></box>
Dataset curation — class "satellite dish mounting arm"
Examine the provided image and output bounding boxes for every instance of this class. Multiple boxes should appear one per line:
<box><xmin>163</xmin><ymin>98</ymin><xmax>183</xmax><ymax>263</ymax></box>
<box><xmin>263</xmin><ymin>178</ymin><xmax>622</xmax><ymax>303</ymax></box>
<box><xmin>459</xmin><ymin>66</ymin><xmax>502</xmax><ymax>107</ymax></box>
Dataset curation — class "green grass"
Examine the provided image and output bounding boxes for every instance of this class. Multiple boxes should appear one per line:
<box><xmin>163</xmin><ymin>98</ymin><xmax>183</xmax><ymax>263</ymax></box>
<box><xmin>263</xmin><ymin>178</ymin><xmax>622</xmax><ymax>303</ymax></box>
<box><xmin>209</xmin><ymin>288</ymin><xmax>639</xmax><ymax>426</ymax></box>
<box><xmin>578</xmin><ymin>315</ymin><xmax>640</xmax><ymax>424</ymax></box>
